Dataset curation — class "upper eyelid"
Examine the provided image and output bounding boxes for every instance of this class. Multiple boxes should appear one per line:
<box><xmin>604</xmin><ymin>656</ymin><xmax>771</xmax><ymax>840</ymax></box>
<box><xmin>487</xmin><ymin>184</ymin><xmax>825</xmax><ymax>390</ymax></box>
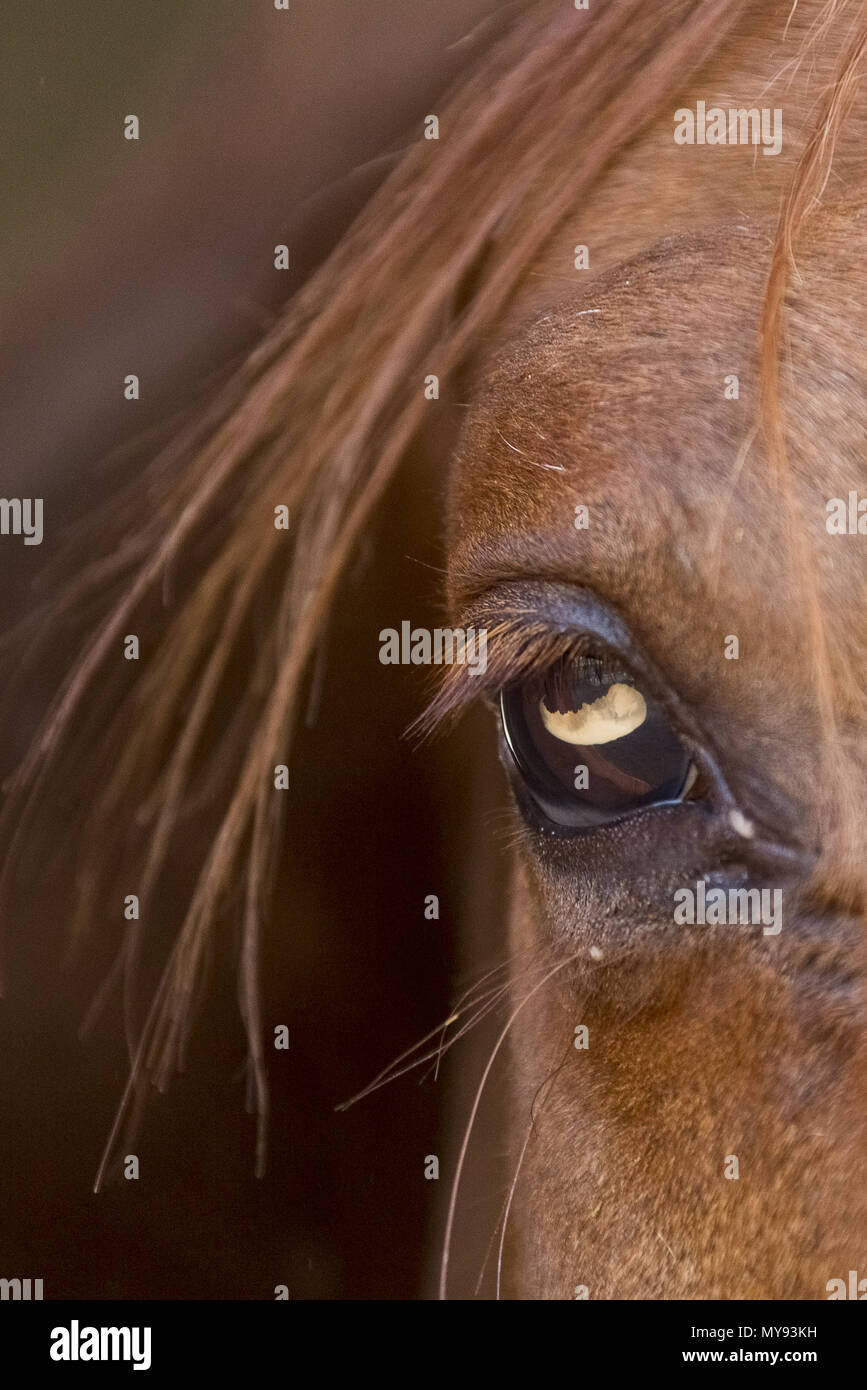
<box><xmin>462</xmin><ymin>581</ymin><xmax>634</xmax><ymax>649</ymax></box>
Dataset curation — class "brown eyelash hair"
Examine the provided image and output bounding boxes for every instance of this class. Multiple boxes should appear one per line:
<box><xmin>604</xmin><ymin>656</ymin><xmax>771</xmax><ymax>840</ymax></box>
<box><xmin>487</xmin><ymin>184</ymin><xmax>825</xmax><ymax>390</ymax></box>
<box><xmin>411</xmin><ymin>620</ymin><xmax>581</xmax><ymax>740</ymax></box>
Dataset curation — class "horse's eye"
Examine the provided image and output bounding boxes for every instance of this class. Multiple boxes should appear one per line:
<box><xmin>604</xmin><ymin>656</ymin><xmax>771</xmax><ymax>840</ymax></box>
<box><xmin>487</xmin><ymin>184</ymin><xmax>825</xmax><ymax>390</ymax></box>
<box><xmin>499</xmin><ymin>651</ymin><xmax>696</xmax><ymax>830</ymax></box>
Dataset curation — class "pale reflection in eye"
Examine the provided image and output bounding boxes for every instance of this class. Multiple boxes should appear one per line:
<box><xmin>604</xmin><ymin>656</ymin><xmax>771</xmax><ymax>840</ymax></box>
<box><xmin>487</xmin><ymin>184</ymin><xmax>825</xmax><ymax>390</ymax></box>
<box><xmin>539</xmin><ymin>682</ymin><xmax>647</xmax><ymax>745</ymax></box>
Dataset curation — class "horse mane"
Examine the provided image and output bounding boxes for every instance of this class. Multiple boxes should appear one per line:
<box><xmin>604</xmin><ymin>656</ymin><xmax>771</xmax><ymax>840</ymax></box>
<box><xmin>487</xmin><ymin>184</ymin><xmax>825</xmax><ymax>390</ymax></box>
<box><xmin>2</xmin><ymin>0</ymin><xmax>864</xmax><ymax>1182</ymax></box>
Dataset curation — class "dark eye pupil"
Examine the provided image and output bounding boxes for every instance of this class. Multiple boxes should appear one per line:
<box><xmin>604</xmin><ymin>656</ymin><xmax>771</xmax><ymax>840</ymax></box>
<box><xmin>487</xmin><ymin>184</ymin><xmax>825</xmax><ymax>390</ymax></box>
<box><xmin>500</xmin><ymin>654</ymin><xmax>692</xmax><ymax>829</ymax></box>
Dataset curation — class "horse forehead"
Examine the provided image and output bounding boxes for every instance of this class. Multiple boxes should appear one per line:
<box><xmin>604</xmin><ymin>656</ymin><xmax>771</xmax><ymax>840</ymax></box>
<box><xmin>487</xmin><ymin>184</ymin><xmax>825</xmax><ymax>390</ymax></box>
<box><xmin>448</xmin><ymin>215</ymin><xmax>867</xmax><ymax>609</ymax></box>
<box><xmin>449</xmin><ymin>239</ymin><xmax>763</xmax><ymax>594</ymax></box>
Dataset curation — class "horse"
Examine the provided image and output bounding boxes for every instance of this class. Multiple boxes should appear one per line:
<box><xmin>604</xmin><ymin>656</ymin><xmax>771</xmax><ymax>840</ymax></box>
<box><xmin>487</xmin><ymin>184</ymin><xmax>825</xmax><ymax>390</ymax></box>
<box><xmin>3</xmin><ymin>0</ymin><xmax>867</xmax><ymax>1299</ymax></box>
